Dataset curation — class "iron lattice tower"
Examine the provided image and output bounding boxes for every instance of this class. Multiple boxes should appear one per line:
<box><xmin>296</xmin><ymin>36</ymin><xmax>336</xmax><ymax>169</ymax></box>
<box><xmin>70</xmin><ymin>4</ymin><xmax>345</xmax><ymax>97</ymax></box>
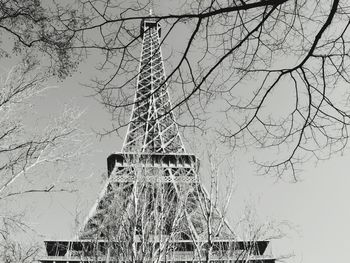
<box><xmin>40</xmin><ymin>14</ymin><xmax>275</xmax><ymax>263</ymax></box>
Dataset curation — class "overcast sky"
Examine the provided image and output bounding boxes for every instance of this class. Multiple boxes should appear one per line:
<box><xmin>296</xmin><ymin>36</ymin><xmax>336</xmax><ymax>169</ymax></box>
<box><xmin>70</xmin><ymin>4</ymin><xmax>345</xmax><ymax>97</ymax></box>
<box><xmin>2</xmin><ymin>1</ymin><xmax>350</xmax><ymax>262</ymax></box>
<box><xmin>19</xmin><ymin>70</ymin><xmax>350</xmax><ymax>262</ymax></box>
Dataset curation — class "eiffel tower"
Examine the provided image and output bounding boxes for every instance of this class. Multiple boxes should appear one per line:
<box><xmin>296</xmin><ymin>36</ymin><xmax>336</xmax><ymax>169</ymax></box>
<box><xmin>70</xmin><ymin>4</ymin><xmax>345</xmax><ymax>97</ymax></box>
<box><xmin>40</xmin><ymin>12</ymin><xmax>275</xmax><ymax>263</ymax></box>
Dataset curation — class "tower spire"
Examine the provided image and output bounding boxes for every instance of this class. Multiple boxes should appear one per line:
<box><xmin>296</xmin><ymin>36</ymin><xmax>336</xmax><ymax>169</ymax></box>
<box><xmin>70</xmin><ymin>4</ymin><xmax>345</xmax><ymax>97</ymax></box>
<box><xmin>149</xmin><ymin>0</ymin><xmax>154</xmax><ymax>16</ymax></box>
<box><xmin>123</xmin><ymin>16</ymin><xmax>184</xmax><ymax>153</ymax></box>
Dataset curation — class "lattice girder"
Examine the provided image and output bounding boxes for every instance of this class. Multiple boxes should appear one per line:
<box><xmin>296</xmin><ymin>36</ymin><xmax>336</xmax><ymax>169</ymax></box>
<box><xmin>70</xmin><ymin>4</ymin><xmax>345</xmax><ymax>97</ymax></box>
<box><xmin>123</xmin><ymin>17</ymin><xmax>185</xmax><ymax>154</ymax></box>
<box><xmin>79</xmin><ymin>165</ymin><xmax>234</xmax><ymax>242</ymax></box>
<box><xmin>40</xmin><ymin>15</ymin><xmax>275</xmax><ymax>263</ymax></box>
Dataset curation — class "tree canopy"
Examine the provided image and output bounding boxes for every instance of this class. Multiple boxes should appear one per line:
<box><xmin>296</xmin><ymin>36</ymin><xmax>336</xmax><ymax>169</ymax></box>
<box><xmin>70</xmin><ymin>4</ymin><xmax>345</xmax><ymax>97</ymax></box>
<box><xmin>2</xmin><ymin>0</ymin><xmax>350</xmax><ymax>179</ymax></box>
<box><xmin>48</xmin><ymin>0</ymin><xmax>348</xmax><ymax>179</ymax></box>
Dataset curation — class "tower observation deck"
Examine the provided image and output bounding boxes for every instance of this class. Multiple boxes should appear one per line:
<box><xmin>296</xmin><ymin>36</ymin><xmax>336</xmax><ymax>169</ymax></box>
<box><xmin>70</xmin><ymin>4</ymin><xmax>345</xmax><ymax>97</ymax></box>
<box><xmin>40</xmin><ymin>13</ymin><xmax>276</xmax><ymax>263</ymax></box>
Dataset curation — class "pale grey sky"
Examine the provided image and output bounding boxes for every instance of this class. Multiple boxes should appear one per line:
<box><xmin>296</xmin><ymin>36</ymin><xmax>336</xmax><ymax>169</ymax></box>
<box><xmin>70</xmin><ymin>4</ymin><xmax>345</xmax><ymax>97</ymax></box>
<box><xmin>1</xmin><ymin>1</ymin><xmax>350</xmax><ymax>262</ymax></box>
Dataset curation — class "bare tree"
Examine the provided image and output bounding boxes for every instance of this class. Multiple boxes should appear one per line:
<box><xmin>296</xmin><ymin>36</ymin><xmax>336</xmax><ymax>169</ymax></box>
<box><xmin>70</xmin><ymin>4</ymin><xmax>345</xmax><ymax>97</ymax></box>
<box><xmin>0</xmin><ymin>59</ymin><xmax>90</xmax><ymax>262</ymax></box>
<box><xmin>1</xmin><ymin>1</ymin><xmax>348</xmax><ymax>179</ymax></box>
<box><xmin>74</xmin><ymin>155</ymin><xmax>193</xmax><ymax>262</ymax></box>
<box><xmin>183</xmin><ymin>147</ymin><xmax>282</xmax><ymax>263</ymax></box>
<box><xmin>47</xmin><ymin>0</ymin><xmax>350</xmax><ymax>179</ymax></box>
<box><xmin>192</xmin><ymin>148</ymin><xmax>235</xmax><ymax>262</ymax></box>
<box><xmin>2</xmin><ymin>1</ymin><xmax>346</xmax><ymax>179</ymax></box>
<box><xmin>0</xmin><ymin>0</ymin><xmax>79</xmax><ymax>78</ymax></box>
<box><xmin>0</xmin><ymin>214</ymin><xmax>40</xmax><ymax>263</ymax></box>
<box><xmin>46</xmin><ymin>151</ymin><xmax>276</xmax><ymax>262</ymax></box>
<box><xmin>0</xmin><ymin>59</ymin><xmax>88</xmax><ymax>200</ymax></box>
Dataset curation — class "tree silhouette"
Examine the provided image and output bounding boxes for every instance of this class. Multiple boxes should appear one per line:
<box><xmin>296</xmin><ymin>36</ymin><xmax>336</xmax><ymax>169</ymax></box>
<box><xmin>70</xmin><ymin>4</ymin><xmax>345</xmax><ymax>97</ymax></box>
<box><xmin>47</xmin><ymin>0</ymin><xmax>349</xmax><ymax>179</ymax></box>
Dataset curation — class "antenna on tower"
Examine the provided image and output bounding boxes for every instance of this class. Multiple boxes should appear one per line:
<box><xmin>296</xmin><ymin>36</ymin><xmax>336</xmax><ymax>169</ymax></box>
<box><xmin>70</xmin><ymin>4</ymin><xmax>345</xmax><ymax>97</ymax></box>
<box><xmin>149</xmin><ymin>0</ymin><xmax>154</xmax><ymax>16</ymax></box>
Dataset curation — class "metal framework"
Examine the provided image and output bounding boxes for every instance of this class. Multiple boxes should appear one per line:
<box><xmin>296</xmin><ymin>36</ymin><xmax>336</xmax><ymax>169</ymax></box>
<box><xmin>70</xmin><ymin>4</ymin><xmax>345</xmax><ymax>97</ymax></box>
<box><xmin>40</xmin><ymin>14</ymin><xmax>275</xmax><ymax>263</ymax></box>
<box><xmin>123</xmin><ymin>16</ymin><xmax>184</xmax><ymax>154</ymax></box>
